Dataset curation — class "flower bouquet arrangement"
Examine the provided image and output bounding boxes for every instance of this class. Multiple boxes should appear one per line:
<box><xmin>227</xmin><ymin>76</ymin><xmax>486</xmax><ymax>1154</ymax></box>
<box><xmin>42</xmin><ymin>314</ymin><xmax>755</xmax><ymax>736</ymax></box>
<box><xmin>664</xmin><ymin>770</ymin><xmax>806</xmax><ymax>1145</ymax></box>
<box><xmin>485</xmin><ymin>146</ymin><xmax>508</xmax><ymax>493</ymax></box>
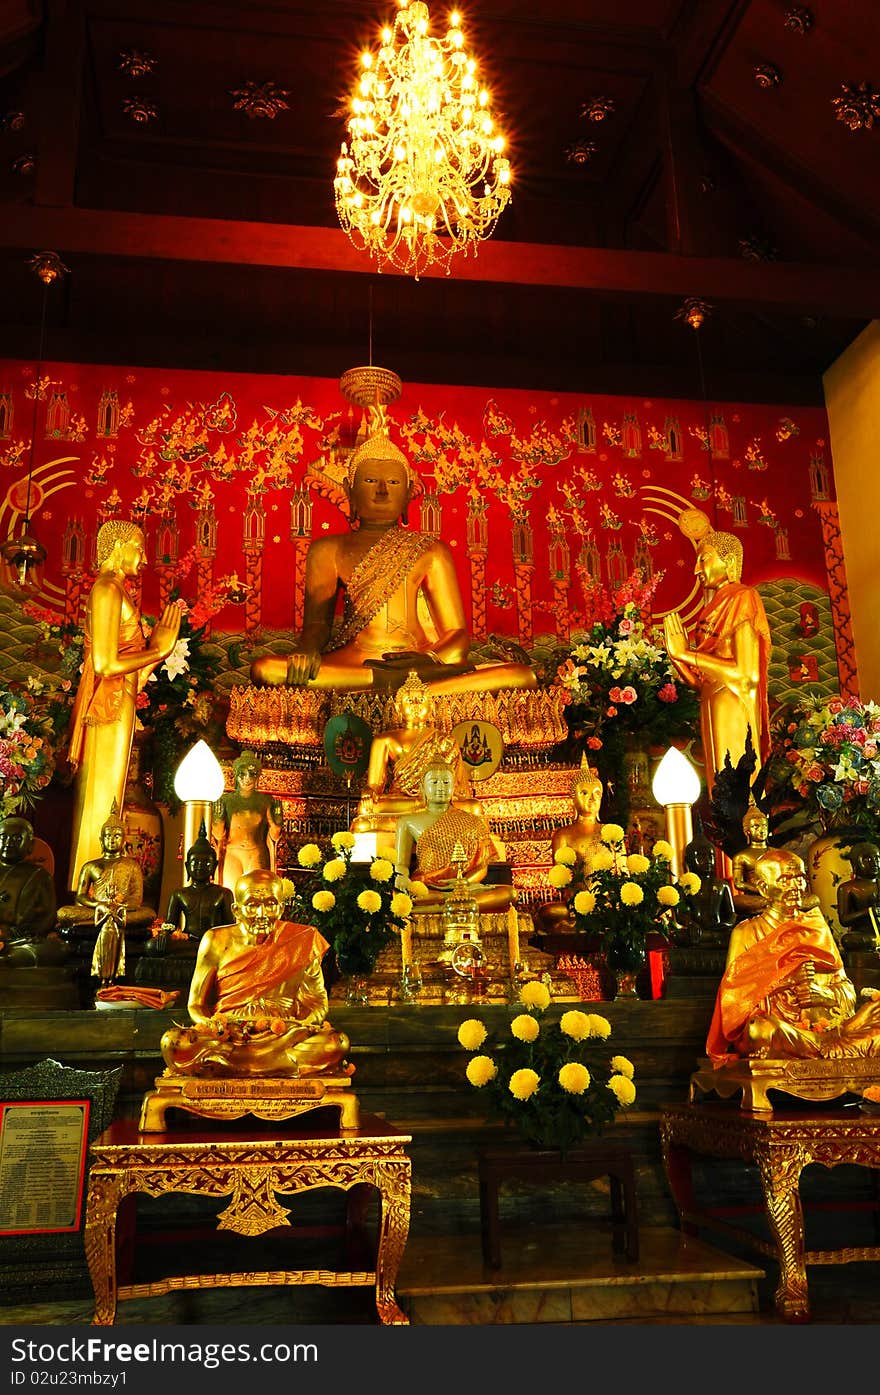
<box><xmin>762</xmin><ymin>695</ymin><xmax>880</xmax><ymax>840</ymax></box>
<box><xmin>0</xmin><ymin>674</ymin><xmax>75</xmax><ymax>818</ymax></box>
<box><xmin>289</xmin><ymin>831</ymin><xmax>413</xmax><ymax>976</ymax></box>
<box><xmin>457</xmin><ymin>980</ymin><xmax>637</xmax><ymax>1154</ymax></box>
<box><xmin>549</xmin><ymin>824</ymin><xmax>695</xmax><ymax>974</ymax></box>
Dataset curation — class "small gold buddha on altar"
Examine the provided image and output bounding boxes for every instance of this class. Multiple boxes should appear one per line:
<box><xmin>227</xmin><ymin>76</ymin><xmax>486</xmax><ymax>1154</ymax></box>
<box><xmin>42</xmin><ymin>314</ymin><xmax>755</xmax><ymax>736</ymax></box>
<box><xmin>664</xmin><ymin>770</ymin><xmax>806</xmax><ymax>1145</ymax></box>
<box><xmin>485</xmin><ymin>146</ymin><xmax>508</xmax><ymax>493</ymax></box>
<box><xmin>536</xmin><ymin>764</ymin><xmax>604</xmax><ymax>933</ymax></box>
<box><xmin>394</xmin><ymin>761</ymin><xmax>514</xmax><ymax>914</ymax></box>
<box><xmin>249</xmin><ymin>429</ymin><xmax>536</xmax><ymax>694</ymax></box>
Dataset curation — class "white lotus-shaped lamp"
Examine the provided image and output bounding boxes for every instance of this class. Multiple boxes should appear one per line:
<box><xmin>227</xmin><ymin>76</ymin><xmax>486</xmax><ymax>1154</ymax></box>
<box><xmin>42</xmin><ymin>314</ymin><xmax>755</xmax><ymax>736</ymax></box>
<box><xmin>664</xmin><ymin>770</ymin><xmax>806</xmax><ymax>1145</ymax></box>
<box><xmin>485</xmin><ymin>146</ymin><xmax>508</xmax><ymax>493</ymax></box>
<box><xmin>652</xmin><ymin>747</ymin><xmax>701</xmax><ymax>877</ymax></box>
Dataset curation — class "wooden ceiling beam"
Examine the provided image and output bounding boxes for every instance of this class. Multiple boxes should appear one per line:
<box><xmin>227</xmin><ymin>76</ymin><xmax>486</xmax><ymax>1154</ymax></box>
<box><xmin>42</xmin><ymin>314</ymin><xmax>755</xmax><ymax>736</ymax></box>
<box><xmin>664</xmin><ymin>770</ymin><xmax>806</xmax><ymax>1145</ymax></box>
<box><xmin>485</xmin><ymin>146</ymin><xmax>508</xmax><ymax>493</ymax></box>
<box><xmin>1</xmin><ymin>202</ymin><xmax>878</xmax><ymax>317</ymax></box>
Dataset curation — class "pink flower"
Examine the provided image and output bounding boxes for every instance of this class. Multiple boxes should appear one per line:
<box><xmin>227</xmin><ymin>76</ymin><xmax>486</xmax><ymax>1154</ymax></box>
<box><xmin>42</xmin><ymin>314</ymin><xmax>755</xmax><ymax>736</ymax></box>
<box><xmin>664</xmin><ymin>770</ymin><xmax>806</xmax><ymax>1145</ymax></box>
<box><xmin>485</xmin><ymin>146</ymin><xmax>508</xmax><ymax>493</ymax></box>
<box><xmin>608</xmin><ymin>686</ymin><xmax>623</xmax><ymax>703</ymax></box>
<box><xmin>607</xmin><ymin>705</ymin><xmax>618</xmax><ymax>718</ymax></box>
<box><xmin>855</xmin><ymin>779</ymin><xmax>870</xmax><ymax>796</ymax></box>
<box><xmin>586</xmin><ymin>736</ymin><xmax>603</xmax><ymax>750</ymax></box>
<box><xmin>827</xmin><ymin>698</ymin><xmax>844</xmax><ymax>715</ymax></box>
<box><xmin>619</xmin><ymin>686</ymin><xmax>637</xmax><ymax>705</ymax></box>
<box><xmin>618</xmin><ymin>617</ymin><xmax>634</xmax><ymax>635</ymax></box>
<box><xmin>786</xmin><ymin>749</ymin><xmax>801</xmax><ymax>764</ymax></box>
<box><xmin>806</xmin><ymin>764</ymin><xmax>824</xmax><ymax>782</ymax></box>
<box><xmin>657</xmin><ymin>682</ymin><xmax>678</xmax><ymax>703</ymax></box>
<box><xmin>864</xmin><ymin>743</ymin><xmax>877</xmax><ymax>760</ymax></box>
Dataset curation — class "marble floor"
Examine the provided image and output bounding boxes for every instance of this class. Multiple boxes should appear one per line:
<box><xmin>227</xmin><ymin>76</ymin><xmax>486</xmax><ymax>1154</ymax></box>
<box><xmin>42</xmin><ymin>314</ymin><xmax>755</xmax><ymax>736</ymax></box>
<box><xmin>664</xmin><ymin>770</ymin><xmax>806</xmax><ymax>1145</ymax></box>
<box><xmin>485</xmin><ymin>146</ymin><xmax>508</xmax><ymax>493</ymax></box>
<box><xmin>1</xmin><ymin>1226</ymin><xmax>879</xmax><ymax>1326</ymax></box>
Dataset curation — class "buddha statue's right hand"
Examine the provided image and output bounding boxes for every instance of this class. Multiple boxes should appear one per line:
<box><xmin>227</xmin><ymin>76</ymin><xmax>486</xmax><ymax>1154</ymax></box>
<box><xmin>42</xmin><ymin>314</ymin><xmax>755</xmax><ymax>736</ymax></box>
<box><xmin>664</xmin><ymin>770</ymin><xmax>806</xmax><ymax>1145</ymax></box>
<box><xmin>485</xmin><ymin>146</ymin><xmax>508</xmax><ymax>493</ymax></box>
<box><xmin>149</xmin><ymin>602</ymin><xmax>183</xmax><ymax>659</ymax></box>
<box><xmin>285</xmin><ymin>650</ymin><xmax>321</xmax><ymax>685</ymax></box>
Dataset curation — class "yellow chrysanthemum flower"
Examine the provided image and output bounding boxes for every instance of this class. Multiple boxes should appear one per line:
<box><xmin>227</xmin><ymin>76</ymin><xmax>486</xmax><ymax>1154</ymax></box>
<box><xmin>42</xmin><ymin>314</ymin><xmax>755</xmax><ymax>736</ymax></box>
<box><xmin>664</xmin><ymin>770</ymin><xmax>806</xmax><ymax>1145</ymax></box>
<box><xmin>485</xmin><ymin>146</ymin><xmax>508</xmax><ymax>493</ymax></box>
<box><xmin>311</xmin><ymin>890</ymin><xmax>336</xmax><ymax>913</ymax></box>
<box><xmin>508</xmin><ymin>1068</ymin><xmax>540</xmax><ymax>1101</ymax></box>
<box><xmin>573</xmin><ymin>890</ymin><xmax>596</xmax><ymax>916</ymax></box>
<box><xmin>679</xmin><ymin>872</ymin><xmax>702</xmax><ymax>895</ymax></box>
<box><xmin>370</xmin><ymin>858</ymin><xmax>394</xmax><ymax>883</ymax></box>
<box><xmin>322</xmin><ymin>858</ymin><xmax>347</xmax><ymax>882</ymax></box>
<box><xmin>408</xmin><ymin>880</ymin><xmax>431</xmax><ymax>900</ymax></box>
<box><xmin>548</xmin><ymin>864</ymin><xmax>573</xmax><ymax>888</ymax></box>
<box><xmin>331</xmin><ymin>830</ymin><xmax>356</xmax><ymax>850</ymax></box>
<box><xmin>390</xmin><ymin>892</ymin><xmax>413</xmax><ymax>918</ymax></box>
<box><xmin>457</xmin><ymin>1019</ymin><xmax>487</xmax><ymax>1051</ymax></box>
<box><xmin>657</xmin><ymin>885</ymin><xmax>680</xmax><ymax>907</ymax></box>
<box><xmin>558</xmin><ymin>1062</ymin><xmax>591</xmax><ymax>1095</ymax></box>
<box><xmin>519</xmin><ymin>981</ymin><xmax>551</xmax><ymax>1010</ymax></box>
<box><xmin>626</xmin><ymin>853</ymin><xmax>650</xmax><ymax>875</ymax></box>
<box><xmin>554</xmin><ymin>846</ymin><xmax>577</xmax><ymax>866</ymax></box>
<box><xmin>559</xmin><ymin>1009</ymin><xmax>591</xmax><ymax>1040</ymax></box>
<box><xmin>466</xmin><ymin>1055</ymin><xmax>497</xmax><ymax>1087</ymax></box>
<box><xmin>652</xmin><ymin>839</ymin><xmax>674</xmax><ymax>861</ymax></box>
<box><xmin>601</xmin><ymin>823</ymin><xmax>625</xmax><ymax>844</ymax></box>
<box><xmin>610</xmin><ymin>1054</ymin><xmax>635</xmax><ymax>1079</ymax></box>
<box><xmin>620</xmin><ymin>881</ymin><xmax>644</xmax><ymax>906</ymax></box>
<box><xmin>591</xmin><ymin>847</ymin><xmax>615</xmax><ymax>872</ymax></box>
<box><xmin>280</xmin><ymin>878</ymin><xmax>296</xmax><ymax>902</ymax></box>
<box><xmin>357</xmin><ymin>889</ymin><xmax>382</xmax><ymax>914</ymax></box>
<box><xmin>587</xmin><ymin>1013</ymin><xmax>612</xmax><ymax>1039</ymax></box>
<box><xmin>608</xmin><ymin>1074</ymin><xmax>637</xmax><ymax>1106</ymax></box>
<box><xmin>510</xmin><ymin>1014</ymin><xmax>539</xmax><ymax>1042</ymax></box>
<box><xmin>297</xmin><ymin>843</ymin><xmax>322</xmax><ymax>867</ymax></box>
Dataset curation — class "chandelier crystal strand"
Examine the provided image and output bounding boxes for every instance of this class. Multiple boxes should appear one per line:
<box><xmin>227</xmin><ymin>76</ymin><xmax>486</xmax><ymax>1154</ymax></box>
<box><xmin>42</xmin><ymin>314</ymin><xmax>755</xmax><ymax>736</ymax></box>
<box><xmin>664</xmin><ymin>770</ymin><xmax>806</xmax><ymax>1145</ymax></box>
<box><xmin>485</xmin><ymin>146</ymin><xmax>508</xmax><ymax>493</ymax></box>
<box><xmin>334</xmin><ymin>1</ymin><xmax>512</xmax><ymax>279</ymax></box>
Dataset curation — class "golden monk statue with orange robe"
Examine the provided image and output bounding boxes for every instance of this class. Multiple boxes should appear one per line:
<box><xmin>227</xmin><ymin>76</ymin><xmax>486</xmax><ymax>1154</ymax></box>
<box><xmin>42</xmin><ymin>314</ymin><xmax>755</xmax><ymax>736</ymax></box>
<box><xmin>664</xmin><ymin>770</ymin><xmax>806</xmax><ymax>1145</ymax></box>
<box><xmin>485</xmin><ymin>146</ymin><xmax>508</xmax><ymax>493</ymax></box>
<box><xmin>250</xmin><ymin>431</ymin><xmax>535</xmax><ymax>694</ymax></box>
<box><xmin>160</xmin><ymin>869</ymin><xmax>350</xmax><ymax>1077</ymax></box>
<box><xmin>663</xmin><ymin>510</ymin><xmax>771</xmax><ymax>796</ymax></box>
<box><xmin>706</xmin><ymin>849</ymin><xmax>880</xmax><ymax>1065</ymax></box>
<box><xmin>67</xmin><ymin>520</ymin><xmax>181</xmax><ymax>888</ymax></box>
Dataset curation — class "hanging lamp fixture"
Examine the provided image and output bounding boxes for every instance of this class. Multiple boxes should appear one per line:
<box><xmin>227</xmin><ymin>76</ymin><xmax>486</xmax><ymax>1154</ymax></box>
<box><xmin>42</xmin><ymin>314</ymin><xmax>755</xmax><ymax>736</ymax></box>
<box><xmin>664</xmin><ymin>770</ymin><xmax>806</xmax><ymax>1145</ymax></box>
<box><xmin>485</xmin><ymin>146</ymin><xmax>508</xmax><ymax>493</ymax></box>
<box><xmin>0</xmin><ymin>250</ymin><xmax>69</xmax><ymax>593</ymax></box>
<box><xmin>334</xmin><ymin>1</ymin><xmax>512</xmax><ymax>280</ymax></box>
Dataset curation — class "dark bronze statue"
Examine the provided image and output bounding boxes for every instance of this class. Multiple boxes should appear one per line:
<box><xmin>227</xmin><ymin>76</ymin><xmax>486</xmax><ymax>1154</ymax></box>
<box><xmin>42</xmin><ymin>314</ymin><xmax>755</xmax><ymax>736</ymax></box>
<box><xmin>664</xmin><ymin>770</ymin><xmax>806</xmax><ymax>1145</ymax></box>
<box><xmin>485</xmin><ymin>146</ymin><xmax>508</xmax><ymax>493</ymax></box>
<box><xmin>837</xmin><ymin>841</ymin><xmax>880</xmax><ymax>952</ymax></box>
<box><xmin>0</xmin><ymin>815</ymin><xmax>63</xmax><ymax>966</ymax></box>
<box><xmin>675</xmin><ymin>828</ymin><xmax>736</xmax><ymax>949</ymax></box>
<box><xmin>164</xmin><ymin>824</ymin><xmax>235</xmax><ymax>940</ymax></box>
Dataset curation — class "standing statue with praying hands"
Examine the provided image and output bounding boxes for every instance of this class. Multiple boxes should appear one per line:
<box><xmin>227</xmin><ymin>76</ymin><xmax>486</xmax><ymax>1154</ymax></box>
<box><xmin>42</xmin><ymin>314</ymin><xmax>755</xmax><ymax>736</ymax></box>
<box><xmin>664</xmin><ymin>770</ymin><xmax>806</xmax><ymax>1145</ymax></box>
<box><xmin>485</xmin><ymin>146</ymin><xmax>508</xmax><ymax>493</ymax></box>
<box><xmin>67</xmin><ymin>520</ymin><xmax>182</xmax><ymax>890</ymax></box>
<box><xmin>249</xmin><ymin>430</ymin><xmax>536</xmax><ymax>695</ymax></box>
<box><xmin>663</xmin><ymin>509</ymin><xmax>771</xmax><ymax>797</ymax></box>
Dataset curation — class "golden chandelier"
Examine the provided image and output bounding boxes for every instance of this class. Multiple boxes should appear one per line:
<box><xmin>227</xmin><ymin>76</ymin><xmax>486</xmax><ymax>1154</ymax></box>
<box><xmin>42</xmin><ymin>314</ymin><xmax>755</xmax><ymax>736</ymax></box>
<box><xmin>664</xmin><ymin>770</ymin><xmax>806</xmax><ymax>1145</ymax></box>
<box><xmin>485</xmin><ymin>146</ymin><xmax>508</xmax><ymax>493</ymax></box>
<box><xmin>334</xmin><ymin>1</ymin><xmax>512</xmax><ymax>279</ymax></box>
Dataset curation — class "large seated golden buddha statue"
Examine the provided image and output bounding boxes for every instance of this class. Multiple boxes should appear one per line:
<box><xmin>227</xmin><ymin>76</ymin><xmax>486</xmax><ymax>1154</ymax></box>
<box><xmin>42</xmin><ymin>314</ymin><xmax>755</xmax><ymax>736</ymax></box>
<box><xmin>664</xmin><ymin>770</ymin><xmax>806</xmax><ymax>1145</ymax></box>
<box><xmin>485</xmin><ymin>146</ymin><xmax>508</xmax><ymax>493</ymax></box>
<box><xmin>250</xmin><ymin>430</ymin><xmax>536</xmax><ymax>695</ymax></box>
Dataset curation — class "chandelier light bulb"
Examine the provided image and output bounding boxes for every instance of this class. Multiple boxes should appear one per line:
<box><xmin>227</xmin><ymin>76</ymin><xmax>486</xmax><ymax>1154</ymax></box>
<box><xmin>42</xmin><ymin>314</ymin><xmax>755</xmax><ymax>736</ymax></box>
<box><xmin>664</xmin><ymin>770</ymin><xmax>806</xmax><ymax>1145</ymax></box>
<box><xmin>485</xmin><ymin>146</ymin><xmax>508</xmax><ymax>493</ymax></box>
<box><xmin>334</xmin><ymin>0</ymin><xmax>512</xmax><ymax>278</ymax></box>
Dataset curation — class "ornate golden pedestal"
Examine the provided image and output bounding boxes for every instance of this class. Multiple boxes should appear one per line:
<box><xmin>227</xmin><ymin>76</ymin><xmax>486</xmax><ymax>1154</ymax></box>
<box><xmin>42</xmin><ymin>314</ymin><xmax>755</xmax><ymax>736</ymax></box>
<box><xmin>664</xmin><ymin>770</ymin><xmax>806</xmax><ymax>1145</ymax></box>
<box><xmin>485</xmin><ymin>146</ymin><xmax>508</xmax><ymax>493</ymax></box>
<box><xmin>689</xmin><ymin>1056</ymin><xmax>880</xmax><ymax>1113</ymax></box>
<box><xmin>139</xmin><ymin>1072</ymin><xmax>359</xmax><ymax>1132</ymax></box>
<box><xmin>661</xmin><ymin>1102</ymin><xmax>880</xmax><ymax>1322</ymax></box>
<box><xmin>84</xmin><ymin>1114</ymin><xmax>411</xmax><ymax>1325</ymax></box>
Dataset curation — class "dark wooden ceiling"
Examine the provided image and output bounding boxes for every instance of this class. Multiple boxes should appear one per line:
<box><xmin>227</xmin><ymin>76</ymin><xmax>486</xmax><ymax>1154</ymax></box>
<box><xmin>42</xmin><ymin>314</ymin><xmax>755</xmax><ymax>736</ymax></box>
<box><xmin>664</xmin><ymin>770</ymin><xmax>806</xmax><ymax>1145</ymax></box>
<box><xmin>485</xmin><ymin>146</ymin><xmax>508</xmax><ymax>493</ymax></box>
<box><xmin>0</xmin><ymin>0</ymin><xmax>878</xmax><ymax>401</ymax></box>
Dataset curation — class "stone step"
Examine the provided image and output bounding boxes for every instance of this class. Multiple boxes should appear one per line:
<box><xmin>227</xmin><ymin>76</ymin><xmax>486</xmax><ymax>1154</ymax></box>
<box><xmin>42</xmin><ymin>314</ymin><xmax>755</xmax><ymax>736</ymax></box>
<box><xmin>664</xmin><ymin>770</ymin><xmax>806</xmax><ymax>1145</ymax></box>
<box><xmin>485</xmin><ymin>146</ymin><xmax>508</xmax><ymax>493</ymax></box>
<box><xmin>398</xmin><ymin>1223</ymin><xmax>763</xmax><ymax>1324</ymax></box>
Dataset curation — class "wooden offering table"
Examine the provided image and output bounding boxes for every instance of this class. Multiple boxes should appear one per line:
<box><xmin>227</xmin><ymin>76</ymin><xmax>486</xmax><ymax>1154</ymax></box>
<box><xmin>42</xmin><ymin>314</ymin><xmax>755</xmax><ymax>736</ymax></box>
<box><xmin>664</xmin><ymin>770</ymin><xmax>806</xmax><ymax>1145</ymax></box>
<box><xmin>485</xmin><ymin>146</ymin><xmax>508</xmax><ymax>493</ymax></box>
<box><xmin>660</xmin><ymin>1102</ymin><xmax>880</xmax><ymax>1322</ymax></box>
<box><xmin>83</xmin><ymin>1114</ymin><xmax>411</xmax><ymax>1325</ymax></box>
<box><xmin>478</xmin><ymin>1143</ymin><xmax>639</xmax><ymax>1269</ymax></box>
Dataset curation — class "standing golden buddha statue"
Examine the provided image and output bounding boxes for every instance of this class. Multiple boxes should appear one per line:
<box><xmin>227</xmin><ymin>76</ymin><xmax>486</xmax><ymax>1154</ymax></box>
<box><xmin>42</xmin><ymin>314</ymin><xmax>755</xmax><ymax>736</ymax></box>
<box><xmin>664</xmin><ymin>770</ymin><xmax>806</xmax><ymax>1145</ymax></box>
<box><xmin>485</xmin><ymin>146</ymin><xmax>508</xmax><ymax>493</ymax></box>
<box><xmin>663</xmin><ymin>509</ymin><xmax>771</xmax><ymax>797</ymax></box>
<box><xmin>67</xmin><ymin>520</ymin><xmax>182</xmax><ymax>889</ymax></box>
<box><xmin>250</xmin><ymin>431</ymin><xmax>535</xmax><ymax>695</ymax></box>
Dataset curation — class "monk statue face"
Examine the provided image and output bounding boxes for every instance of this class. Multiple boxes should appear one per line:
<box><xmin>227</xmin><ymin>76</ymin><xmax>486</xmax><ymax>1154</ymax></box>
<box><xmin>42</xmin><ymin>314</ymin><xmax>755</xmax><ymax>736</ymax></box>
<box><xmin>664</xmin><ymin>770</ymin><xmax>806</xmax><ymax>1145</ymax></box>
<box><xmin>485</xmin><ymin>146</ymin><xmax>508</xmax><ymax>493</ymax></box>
<box><xmin>233</xmin><ymin>870</ymin><xmax>284</xmax><ymax>940</ymax></box>
<box><xmin>0</xmin><ymin>817</ymin><xmax>33</xmax><ymax>866</ymax></box>
<box><xmin>755</xmin><ymin>850</ymin><xmax>807</xmax><ymax>914</ymax></box>
<box><xmin>348</xmin><ymin>457</ymin><xmax>410</xmax><ymax>526</ymax></box>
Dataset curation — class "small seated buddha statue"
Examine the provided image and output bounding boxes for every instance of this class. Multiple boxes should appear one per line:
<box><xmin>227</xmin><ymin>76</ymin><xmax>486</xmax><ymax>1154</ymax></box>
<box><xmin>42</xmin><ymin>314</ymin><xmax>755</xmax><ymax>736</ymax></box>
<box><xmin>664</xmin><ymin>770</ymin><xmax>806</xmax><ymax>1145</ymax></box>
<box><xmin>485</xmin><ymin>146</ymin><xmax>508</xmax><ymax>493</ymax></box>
<box><xmin>731</xmin><ymin>804</ymin><xmax>771</xmax><ymax>917</ymax></box>
<box><xmin>394</xmin><ymin>761</ymin><xmax>514</xmax><ymax>913</ymax></box>
<box><xmin>165</xmin><ymin>823</ymin><xmax>236</xmax><ymax>940</ymax></box>
<box><xmin>0</xmin><ymin>816</ymin><xmax>63</xmax><ymax>967</ymax></box>
<box><xmin>674</xmin><ymin>827</ymin><xmax>737</xmax><ymax>949</ymax></box>
<box><xmin>536</xmin><ymin>765</ymin><xmax>605</xmax><ymax>933</ymax></box>
<box><xmin>159</xmin><ymin>869</ymin><xmax>351</xmax><ymax>1078</ymax></box>
<box><xmin>57</xmin><ymin>803</ymin><xmax>157</xmax><ymax>982</ymax></box>
<box><xmin>351</xmin><ymin>671</ymin><xmax>471</xmax><ymax>857</ymax></box>
<box><xmin>836</xmin><ymin>842</ymin><xmax>880</xmax><ymax>952</ymax></box>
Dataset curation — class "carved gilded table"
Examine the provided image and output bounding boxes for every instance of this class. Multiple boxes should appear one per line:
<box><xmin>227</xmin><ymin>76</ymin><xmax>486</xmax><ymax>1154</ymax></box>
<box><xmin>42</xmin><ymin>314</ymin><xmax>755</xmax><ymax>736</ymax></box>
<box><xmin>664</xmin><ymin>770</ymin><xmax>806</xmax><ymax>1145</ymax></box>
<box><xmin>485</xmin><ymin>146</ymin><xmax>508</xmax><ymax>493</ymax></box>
<box><xmin>660</xmin><ymin>1102</ymin><xmax>880</xmax><ymax>1322</ymax></box>
<box><xmin>84</xmin><ymin>1115</ymin><xmax>411</xmax><ymax>1325</ymax></box>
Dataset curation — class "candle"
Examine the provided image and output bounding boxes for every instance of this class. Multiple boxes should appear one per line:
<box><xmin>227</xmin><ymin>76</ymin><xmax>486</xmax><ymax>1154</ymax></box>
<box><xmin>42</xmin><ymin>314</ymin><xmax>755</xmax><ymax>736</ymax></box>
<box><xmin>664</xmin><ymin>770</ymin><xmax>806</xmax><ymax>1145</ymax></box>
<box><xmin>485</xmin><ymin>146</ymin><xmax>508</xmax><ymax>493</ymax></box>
<box><xmin>507</xmin><ymin>905</ymin><xmax>520</xmax><ymax>975</ymax></box>
<box><xmin>400</xmin><ymin>919</ymin><xmax>413</xmax><ymax>970</ymax></box>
